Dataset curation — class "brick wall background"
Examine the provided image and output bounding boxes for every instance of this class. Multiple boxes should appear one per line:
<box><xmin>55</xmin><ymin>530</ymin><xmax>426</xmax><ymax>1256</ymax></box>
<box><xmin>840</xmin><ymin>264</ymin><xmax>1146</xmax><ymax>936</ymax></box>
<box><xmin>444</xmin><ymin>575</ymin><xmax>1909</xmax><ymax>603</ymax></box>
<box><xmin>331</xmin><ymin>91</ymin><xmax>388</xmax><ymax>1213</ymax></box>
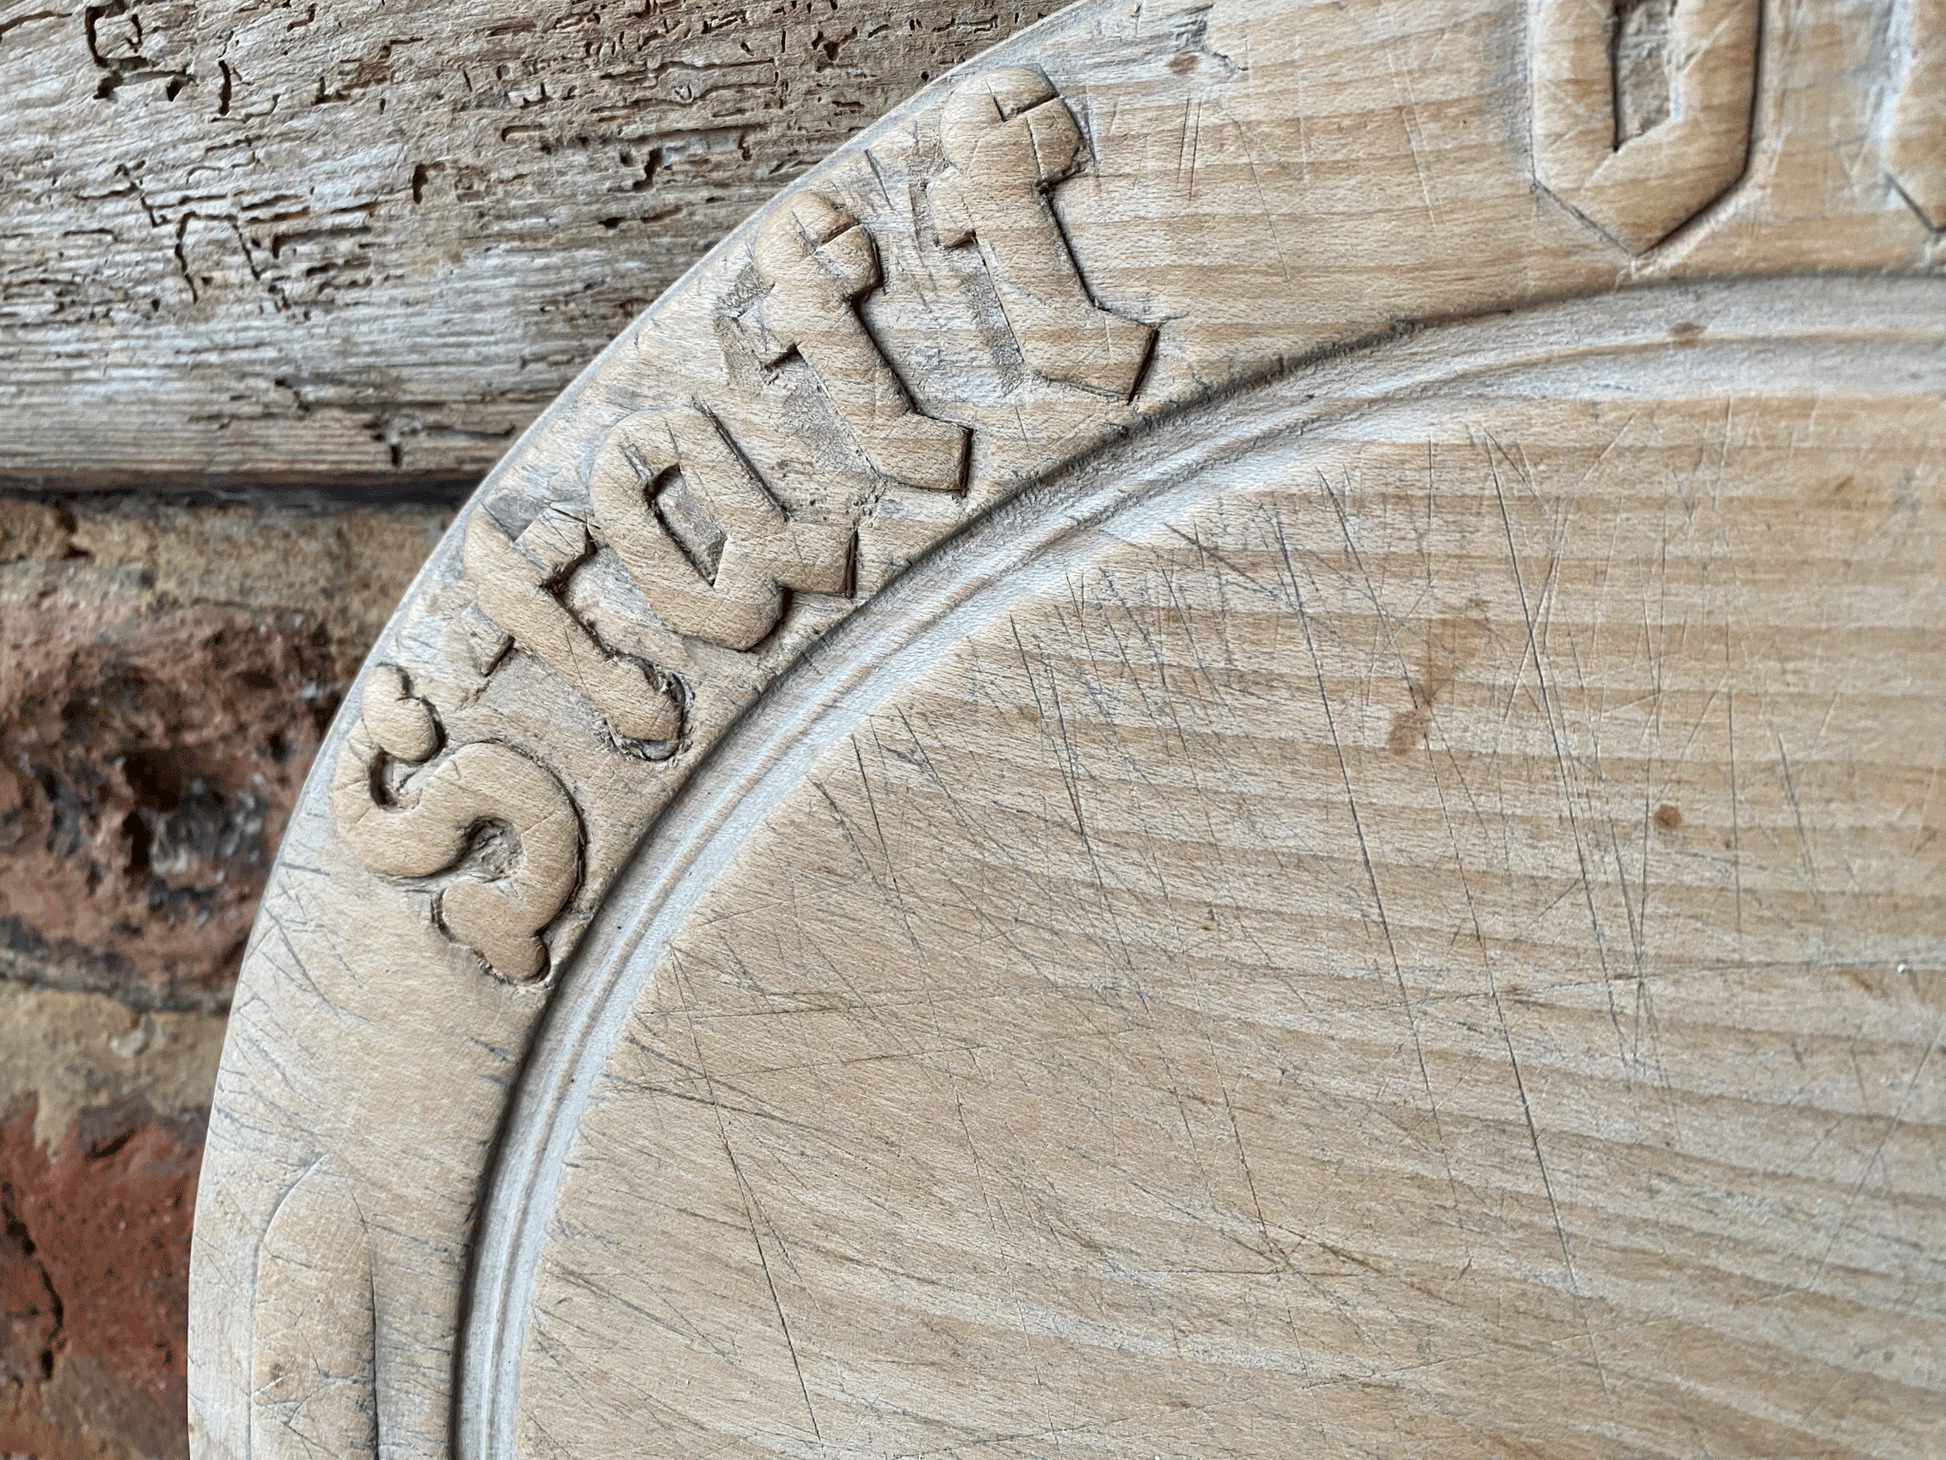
<box><xmin>1</xmin><ymin>494</ymin><xmax>451</xmax><ymax>1460</ymax></box>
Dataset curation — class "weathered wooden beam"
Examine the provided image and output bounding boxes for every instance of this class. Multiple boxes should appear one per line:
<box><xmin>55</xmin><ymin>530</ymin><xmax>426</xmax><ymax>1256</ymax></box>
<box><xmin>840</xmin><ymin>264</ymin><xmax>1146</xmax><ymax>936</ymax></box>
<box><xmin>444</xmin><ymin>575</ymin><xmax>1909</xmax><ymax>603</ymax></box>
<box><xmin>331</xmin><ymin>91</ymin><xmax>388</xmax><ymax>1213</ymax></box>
<box><xmin>0</xmin><ymin>0</ymin><xmax>1053</xmax><ymax>488</ymax></box>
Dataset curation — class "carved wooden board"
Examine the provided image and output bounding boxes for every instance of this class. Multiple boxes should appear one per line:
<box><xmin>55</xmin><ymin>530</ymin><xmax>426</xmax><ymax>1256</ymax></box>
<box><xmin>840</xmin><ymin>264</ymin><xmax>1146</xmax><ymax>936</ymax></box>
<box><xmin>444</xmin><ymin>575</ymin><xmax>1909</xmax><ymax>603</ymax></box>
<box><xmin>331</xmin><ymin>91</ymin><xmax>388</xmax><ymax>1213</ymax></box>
<box><xmin>190</xmin><ymin>1</ymin><xmax>1946</xmax><ymax>1456</ymax></box>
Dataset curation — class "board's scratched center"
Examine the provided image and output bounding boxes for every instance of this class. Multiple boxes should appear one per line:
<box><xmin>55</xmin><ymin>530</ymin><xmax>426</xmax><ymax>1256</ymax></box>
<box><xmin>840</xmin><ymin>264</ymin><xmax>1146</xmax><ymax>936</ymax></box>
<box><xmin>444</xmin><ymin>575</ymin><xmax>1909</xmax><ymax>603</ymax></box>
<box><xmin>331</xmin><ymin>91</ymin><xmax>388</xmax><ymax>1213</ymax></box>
<box><xmin>190</xmin><ymin>2</ymin><xmax>1946</xmax><ymax>1457</ymax></box>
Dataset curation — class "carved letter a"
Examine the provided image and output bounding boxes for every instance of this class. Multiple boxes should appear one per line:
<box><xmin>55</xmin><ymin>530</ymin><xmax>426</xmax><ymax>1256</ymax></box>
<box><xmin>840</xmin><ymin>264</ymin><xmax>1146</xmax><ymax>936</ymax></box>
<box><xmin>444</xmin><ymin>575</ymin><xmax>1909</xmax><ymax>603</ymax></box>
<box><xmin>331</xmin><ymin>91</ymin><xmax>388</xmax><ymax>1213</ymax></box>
<box><xmin>589</xmin><ymin>406</ymin><xmax>853</xmax><ymax>652</ymax></box>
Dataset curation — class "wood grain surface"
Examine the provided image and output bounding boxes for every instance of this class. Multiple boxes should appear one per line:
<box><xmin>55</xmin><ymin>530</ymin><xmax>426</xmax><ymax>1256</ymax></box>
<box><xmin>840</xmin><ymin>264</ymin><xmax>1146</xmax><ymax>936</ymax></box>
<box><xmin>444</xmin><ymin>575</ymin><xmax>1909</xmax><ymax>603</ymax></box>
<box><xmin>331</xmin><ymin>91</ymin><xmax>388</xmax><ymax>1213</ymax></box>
<box><xmin>184</xmin><ymin>0</ymin><xmax>1946</xmax><ymax>1455</ymax></box>
<box><xmin>520</xmin><ymin>359</ymin><xmax>1946</xmax><ymax>1456</ymax></box>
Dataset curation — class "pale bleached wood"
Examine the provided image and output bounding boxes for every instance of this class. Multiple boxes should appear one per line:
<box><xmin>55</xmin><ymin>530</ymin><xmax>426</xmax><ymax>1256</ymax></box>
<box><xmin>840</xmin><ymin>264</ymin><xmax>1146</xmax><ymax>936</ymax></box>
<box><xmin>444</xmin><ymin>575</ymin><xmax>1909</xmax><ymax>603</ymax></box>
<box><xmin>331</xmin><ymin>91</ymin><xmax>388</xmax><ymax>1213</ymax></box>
<box><xmin>189</xmin><ymin>1</ymin><xmax>1946</xmax><ymax>1457</ymax></box>
<box><xmin>518</xmin><ymin>353</ymin><xmax>1946</xmax><ymax>1457</ymax></box>
<box><xmin>1531</xmin><ymin>0</ymin><xmax>1760</xmax><ymax>253</ymax></box>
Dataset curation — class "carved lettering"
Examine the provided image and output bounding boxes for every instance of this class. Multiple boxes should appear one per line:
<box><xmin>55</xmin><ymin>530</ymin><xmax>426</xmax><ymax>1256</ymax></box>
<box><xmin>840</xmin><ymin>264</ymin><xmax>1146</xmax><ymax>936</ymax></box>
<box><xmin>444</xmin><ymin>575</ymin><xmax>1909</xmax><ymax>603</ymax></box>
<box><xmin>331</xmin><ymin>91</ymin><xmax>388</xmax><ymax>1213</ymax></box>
<box><xmin>751</xmin><ymin>193</ymin><xmax>969</xmax><ymax>491</ymax></box>
<box><xmin>930</xmin><ymin>68</ymin><xmax>1156</xmax><ymax>401</ymax></box>
<box><xmin>1531</xmin><ymin>0</ymin><xmax>1759</xmax><ymax>254</ymax></box>
<box><xmin>330</xmin><ymin>665</ymin><xmax>582</xmax><ymax>982</ymax></box>
<box><xmin>1888</xmin><ymin>0</ymin><xmax>1946</xmax><ymax>229</ymax></box>
<box><xmin>588</xmin><ymin>405</ymin><xmax>853</xmax><ymax>651</ymax></box>
<box><xmin>463</xmin><ymin>506</ymin><xmax>683</xmax><ymax>747</ymax></box>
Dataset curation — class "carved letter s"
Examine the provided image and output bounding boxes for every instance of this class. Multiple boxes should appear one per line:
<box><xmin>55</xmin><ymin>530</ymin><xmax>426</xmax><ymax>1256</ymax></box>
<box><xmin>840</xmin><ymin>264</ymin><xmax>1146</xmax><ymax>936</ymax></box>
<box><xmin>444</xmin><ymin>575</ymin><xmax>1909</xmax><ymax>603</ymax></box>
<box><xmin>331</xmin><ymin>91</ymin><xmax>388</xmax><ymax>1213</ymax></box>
<box><xmin>331</xmin><ymin>665</ymin><xmax>582</xmax><ymax>982</ymax></box>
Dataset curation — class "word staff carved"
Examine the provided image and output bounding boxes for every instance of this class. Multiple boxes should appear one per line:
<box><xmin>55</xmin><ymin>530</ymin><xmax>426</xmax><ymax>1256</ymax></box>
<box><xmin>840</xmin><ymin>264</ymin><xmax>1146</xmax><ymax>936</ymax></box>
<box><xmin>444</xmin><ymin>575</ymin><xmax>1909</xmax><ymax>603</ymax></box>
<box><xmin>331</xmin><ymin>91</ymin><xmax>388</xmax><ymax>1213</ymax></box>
<box><xmin>326</xmin><ymin>66</ymin><xmax>1131</xmax><ymax>972</ymax></box>
<box><xmin>1531</xmin><ymin>0</ymin><xmax>1761</xmax><ymax>253</ymax></box>
<box><xmin>330</xmin><ymin>665</ymin><xmax>583</xmax><ymax>982</ymax></box>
